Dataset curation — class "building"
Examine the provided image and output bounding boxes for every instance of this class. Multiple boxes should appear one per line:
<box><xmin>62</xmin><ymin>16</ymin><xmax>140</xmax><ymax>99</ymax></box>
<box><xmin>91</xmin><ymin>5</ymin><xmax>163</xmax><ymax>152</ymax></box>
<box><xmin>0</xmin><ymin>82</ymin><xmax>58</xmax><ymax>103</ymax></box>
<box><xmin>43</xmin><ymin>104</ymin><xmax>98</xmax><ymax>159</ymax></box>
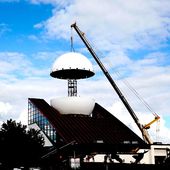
<box><xmin>28</xmin><ymin>52</ymin><xmax>169</xmax><ymax>169</ymax></box>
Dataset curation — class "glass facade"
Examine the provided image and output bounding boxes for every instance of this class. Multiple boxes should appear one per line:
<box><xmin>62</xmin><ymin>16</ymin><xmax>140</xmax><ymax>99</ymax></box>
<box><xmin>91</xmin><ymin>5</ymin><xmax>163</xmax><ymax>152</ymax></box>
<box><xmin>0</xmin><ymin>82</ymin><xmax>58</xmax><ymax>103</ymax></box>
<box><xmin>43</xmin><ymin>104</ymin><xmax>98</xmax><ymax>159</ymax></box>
<box><xmin>28</xmin><ymin>100</ymin><xmax>56</xmax><ymax>143</ymax></box>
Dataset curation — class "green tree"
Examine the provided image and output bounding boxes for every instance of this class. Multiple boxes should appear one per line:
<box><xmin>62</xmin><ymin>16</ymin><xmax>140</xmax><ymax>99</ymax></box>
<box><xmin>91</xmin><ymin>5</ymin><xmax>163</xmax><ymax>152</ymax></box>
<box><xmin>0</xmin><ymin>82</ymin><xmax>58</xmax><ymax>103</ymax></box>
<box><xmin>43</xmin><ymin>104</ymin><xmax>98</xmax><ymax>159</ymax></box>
<box><xmin>0</xmin><ymin>119</ymin><xmax>45</xmax><ymax>169</ymax></box>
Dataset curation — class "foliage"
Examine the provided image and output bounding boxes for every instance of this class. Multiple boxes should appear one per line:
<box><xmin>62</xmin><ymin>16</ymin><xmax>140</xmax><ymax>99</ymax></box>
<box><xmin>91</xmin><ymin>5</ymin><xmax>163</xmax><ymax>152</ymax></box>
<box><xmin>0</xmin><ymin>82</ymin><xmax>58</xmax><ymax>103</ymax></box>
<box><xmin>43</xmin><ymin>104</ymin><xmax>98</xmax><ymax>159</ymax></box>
<box><xmin>0</xmin><ymin>119</ymin><xmax>45</xmax><ymax>168</ymax></box>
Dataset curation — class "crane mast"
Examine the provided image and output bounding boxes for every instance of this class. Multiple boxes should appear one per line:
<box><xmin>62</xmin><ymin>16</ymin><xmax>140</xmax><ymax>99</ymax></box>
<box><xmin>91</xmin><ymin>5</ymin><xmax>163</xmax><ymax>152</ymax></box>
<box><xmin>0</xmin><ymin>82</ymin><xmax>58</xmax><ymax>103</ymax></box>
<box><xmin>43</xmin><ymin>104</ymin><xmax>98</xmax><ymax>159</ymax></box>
<box><xmin>71</xmin><ymin>22</ymin><xmax>152</xmax><ymax>144</ymax></box>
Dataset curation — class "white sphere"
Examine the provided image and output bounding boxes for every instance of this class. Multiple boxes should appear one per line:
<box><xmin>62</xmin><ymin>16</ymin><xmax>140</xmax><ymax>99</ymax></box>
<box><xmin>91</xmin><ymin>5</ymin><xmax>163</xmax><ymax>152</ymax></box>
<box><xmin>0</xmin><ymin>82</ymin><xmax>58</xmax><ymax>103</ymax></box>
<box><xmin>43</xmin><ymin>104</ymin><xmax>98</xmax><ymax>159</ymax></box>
<box><xmin>50</xmin><ymin>52</ymin><xmax>95</xmax><ymax>79</ymax></box>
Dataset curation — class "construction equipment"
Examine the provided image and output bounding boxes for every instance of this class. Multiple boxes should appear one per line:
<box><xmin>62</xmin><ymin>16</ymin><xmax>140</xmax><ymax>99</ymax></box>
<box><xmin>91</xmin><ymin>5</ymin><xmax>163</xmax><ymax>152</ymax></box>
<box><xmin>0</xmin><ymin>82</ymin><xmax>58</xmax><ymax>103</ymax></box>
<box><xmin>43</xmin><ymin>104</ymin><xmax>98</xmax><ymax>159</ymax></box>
<box><xmin>71</xmin><ymin>22</ymin><xmax>160</xmax><ymax>144</ymax></box>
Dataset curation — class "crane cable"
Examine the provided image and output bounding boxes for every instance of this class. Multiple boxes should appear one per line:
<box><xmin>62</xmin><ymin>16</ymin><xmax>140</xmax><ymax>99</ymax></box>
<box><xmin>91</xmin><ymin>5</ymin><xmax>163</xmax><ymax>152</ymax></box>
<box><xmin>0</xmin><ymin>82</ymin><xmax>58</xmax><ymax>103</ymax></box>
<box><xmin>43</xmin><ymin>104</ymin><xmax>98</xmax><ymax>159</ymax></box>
<box><xmin>107</xmin><ymin>59</ymin><xmax>160</xmax><ymax>140</ymax></box>
<box><xmin>70</xmin><ymin>27</ymin><xmax>75</xmax><ymax>52</ymax></box>
<box><xmin>114</xmin><ymin>71</ymin><xmax>158</xmax><ymax>117</ymax></box>
<box><xmin>105</xmin><ymin>57</ymin><xmax>160</xmax><ymax>140</ymax></box>
<box><xmin>86</xmin><ymin>38</ymin><xmax>159</xmax><ymax>118</ymax></box>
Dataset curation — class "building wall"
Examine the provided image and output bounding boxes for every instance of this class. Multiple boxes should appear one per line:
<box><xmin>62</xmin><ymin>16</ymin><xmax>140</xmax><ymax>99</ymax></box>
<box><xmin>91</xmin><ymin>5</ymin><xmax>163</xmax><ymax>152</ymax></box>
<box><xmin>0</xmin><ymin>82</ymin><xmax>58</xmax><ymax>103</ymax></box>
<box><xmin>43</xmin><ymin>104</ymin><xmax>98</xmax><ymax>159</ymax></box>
<box><xmin>28</xmin><ymin>100</ymin><xmax>56</xmax><ymax>144</ymax></box>
<box><xmin>118</xmin><ymin>144</ymin><xmax>170</xmax><ymax>164</ymax></box>
<box><xmin>141</xmin><ymin>144</ymin><xmax>170</xmax><ymax>164</ymax></box>
<box><xmin>91</xmin><ymin>144</ymin><xmax>170</xmax><ymax>164</ymax></box>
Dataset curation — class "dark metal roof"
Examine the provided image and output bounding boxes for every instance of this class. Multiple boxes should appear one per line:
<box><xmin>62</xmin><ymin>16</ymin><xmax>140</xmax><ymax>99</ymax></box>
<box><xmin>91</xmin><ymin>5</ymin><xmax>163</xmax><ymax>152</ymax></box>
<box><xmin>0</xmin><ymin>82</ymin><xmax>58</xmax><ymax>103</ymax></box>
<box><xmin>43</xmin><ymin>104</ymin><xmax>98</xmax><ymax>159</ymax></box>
<box><xmin>29</xmin><ymin>98</ymin><xmax>148</xmax><ymax>153</ymax></box>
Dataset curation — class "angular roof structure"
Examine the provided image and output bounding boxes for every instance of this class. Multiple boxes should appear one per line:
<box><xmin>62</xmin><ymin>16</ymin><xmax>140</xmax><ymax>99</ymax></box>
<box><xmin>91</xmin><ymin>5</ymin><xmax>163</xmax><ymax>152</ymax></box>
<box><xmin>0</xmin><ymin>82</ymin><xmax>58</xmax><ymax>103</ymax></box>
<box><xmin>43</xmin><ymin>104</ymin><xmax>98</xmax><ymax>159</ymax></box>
<box><xmin>29</xmin><ymin>98</ymin><xmax>148</xmax><ymax>156</ymax></box>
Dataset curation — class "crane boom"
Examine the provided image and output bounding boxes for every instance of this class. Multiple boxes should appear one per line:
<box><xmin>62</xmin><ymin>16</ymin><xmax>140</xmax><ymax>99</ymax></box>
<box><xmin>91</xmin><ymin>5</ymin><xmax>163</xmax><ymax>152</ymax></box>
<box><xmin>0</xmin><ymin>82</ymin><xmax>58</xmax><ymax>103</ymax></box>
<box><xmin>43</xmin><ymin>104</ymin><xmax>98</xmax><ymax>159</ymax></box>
<box><xmin>71</xmin><ymin>22</ymin><xmax>153</xmax><ymax>144</ymax></box>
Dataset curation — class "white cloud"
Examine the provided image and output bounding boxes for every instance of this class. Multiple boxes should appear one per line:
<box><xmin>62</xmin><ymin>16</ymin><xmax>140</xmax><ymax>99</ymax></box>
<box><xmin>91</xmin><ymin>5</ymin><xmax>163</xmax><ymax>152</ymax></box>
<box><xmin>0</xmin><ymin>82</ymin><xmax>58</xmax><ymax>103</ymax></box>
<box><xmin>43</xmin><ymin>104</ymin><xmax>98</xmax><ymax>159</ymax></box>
<box><xmin>0</xmin><ymin>52</ymin><xmax>53</xmax><ymax>79</ymax></box>
<box><xmin>0</xmin><ymin>76</ymin><xmax>67</xmax><ymax>124</ymax></box>
<box><xmin>0</xmin><ymin>102</ymin><xmax>12</xmax><ymax>115</ymax></box>
<box><xmin>0</xmin><ymin>52</ymin><xmax>30</xmax><ymax>74</ymax></box>
<box><xmin>34</xmin><ymin>23</ymin><xmax>43</xmax><ymax>29</ymax></box>
<box><xmin>29</xmin><ymin>0</ymin><xmax>72</xmax><ymax>6</ymax></box>
<box><xmin>33</xmin><ymin>51</ymin><xmax>62</xmax><ymax>61</ymax></box>
<box><xmin>0</xmin><ymin>23</ymin><xmax>11</xmax><ymax>36</ymax></box>
<box><xmin>38</xmin><ymin>0</ymin><xmax>170</xmax><ymax>51</ymax></box>
<box><xmin>28</xmin><ymin>35</ymin><xmax>40</xmax><ymax>42</ymax></box>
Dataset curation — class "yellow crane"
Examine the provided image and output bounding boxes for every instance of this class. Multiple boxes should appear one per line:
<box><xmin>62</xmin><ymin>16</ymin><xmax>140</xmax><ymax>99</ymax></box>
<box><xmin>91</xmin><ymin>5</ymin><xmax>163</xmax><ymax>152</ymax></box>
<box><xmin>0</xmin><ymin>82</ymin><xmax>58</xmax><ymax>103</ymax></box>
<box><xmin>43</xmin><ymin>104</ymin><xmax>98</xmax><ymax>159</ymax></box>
<box><xmin>71</xmin><ymin>22</ymin><xmax>160</xmax><ymax>144</ymax></box>
<box><xmin>143</xmin><ymin>114</ymin><xmax>160</xmax><ymax>130</ymax></box>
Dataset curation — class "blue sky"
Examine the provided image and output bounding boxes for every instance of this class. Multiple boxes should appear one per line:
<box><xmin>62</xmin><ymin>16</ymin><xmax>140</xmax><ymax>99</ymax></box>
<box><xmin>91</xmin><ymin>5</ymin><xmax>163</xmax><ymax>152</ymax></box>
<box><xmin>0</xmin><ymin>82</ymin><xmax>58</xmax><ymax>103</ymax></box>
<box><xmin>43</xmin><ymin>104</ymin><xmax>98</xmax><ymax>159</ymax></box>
<box><xmin>0</xmin><ymin>0</ymin><xmax>170</xmax><ymax>144</ymax></box>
